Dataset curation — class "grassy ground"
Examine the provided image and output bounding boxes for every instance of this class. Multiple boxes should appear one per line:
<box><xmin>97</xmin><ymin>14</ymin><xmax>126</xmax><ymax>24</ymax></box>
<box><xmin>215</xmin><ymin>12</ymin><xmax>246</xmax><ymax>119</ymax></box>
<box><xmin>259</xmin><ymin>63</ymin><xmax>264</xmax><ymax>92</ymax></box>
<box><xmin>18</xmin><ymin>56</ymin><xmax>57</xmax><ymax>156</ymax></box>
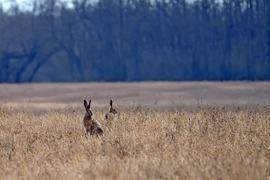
<box><xmin>0</xmin><ymin>105</ymin><xmax>269</xmax><ymax>180</ymax></box>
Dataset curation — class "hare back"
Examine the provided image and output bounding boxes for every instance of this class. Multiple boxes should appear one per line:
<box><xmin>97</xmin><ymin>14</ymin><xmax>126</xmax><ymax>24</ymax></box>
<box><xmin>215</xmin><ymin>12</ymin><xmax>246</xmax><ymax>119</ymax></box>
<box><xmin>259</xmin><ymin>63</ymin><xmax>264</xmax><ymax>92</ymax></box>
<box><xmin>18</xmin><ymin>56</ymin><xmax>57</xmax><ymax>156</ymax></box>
<box><xmin>92</xmin><ymin>119</ymin><xmax>102</xmax><ymax>128</ymax></box>
<box><xmin>105</xmin><ymin>112</ymin><xmax>115</xmax><ymax>120</ymax></box>
<box><xmin>92</xmin><ymin>119</ymin><xmax>103</xmax><ymax>135</ymax></box>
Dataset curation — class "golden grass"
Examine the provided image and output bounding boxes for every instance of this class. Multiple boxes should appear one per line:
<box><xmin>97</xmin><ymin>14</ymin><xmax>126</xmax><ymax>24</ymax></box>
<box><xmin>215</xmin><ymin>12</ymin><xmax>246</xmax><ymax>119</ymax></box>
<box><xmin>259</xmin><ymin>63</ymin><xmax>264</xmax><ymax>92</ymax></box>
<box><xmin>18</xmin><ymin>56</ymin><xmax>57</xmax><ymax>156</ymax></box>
<box><xmin>0</xmin><ymin>105</ymin><xmax>269</xmax><ymax>180</ymax></box>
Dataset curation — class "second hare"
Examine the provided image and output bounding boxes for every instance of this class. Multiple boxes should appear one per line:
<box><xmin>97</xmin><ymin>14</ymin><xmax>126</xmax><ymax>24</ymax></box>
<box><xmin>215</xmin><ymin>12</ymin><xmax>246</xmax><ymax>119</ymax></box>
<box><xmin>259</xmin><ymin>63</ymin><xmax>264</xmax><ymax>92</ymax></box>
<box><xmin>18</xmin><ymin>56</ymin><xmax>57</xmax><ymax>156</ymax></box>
<box><xmin>83</xmin><ymin>100</ymin><xmax>103</xmax><ymax>137</ymax></box>
<box><xmin>105</xmin><ymin>99</ymin><xmax>118</xmax><ymax>126</ymax></box>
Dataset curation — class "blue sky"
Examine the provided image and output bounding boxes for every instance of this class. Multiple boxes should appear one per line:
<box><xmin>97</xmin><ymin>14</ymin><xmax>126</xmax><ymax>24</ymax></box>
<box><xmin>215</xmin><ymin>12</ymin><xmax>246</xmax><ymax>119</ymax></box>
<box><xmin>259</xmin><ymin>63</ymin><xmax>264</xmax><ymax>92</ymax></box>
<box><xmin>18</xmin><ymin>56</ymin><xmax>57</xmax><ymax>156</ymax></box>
<box><xmin>1</xmin><ymin>0</ymin><xmax>200</xmax><ymax>11</ymax></box>
<box><xmin>1</xmin><ymin>0</ymin><xmax>31</xmax><ymax>10</ymax></box>
<box><xmin>0</xmin><ymin>0</ymin><xmax>219</xmax><ymax>12</ymax></box>
<box><xmin>0</xmin><ymin>0</ymin><xmax>75</xmax><ymax>11</ymax></box>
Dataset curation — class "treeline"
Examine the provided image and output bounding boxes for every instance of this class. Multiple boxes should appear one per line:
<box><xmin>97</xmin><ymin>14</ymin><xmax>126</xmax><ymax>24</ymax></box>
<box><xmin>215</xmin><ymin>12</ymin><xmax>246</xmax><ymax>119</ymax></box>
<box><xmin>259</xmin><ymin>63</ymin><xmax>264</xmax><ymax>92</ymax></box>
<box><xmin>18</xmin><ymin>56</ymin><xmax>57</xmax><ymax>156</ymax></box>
<box><xmin>0</xmin><ymin>0</ymin><xmax>270</xmax><ymax>82</ymax></box>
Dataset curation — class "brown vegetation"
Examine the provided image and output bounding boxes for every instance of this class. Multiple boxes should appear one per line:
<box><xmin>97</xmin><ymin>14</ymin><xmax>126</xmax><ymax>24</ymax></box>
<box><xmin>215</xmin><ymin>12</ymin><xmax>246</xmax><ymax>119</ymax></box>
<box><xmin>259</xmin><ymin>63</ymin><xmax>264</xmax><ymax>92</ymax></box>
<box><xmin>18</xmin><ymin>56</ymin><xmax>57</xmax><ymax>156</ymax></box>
<box><xmin>0</xmin><ymin>105</ymin><xmax>269</xmax><ymax>179</ymax></box>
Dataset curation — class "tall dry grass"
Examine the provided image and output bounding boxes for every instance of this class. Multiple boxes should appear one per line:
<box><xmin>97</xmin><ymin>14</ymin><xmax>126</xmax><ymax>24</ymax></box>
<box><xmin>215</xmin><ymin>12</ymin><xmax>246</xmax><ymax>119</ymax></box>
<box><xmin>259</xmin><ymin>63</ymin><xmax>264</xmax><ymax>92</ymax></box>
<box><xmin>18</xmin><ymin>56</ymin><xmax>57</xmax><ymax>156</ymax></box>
<box><xmin>0</xmin><ymin>105</ymin><xmax>269</xmax><ymax>180</ymax></box>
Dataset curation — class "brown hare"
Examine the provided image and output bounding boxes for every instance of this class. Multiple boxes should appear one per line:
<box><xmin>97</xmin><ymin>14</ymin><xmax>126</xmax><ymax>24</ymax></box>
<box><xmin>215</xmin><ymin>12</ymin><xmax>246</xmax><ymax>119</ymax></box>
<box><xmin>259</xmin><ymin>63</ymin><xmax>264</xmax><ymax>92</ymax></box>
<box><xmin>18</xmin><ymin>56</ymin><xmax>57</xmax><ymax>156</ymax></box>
<box><xmin>83</xmin><ymin>100</ymin><xmax>103</xmax><ymax>137</ymax></box>
<box><xmin>105</xmin><ymin>99</ymin><xmax>118</xmax><ymax>127</ymax></box>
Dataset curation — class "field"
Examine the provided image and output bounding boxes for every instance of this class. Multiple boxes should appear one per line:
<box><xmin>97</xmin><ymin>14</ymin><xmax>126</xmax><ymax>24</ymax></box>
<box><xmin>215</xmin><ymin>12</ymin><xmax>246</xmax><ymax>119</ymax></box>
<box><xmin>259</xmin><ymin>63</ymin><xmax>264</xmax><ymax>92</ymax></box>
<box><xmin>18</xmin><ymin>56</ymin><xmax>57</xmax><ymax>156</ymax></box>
<box><xmin>0</xmin><ymin>82</ymin><xmax>270</xmax><ymax>179</ymax></box>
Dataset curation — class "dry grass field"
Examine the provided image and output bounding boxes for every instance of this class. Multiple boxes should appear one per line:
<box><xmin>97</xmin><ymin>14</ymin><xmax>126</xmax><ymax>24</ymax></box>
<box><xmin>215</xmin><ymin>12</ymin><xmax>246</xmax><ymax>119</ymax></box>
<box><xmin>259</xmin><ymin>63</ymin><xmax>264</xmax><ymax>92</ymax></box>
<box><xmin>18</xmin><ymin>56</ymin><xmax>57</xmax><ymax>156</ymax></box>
<box><xmin>0</xmin><ymin>82</ymin><xmax>270</xmax><ymax>179</ymax></box>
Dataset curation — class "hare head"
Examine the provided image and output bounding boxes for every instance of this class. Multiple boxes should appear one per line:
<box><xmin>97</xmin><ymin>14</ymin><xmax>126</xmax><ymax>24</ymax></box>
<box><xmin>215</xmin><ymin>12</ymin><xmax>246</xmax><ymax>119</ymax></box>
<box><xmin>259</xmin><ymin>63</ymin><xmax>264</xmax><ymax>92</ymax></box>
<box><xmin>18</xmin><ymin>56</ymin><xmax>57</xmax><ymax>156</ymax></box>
<box><xmin>109</xmin><ymin>99</ymin><xmax>118</xmax><ymax>115</ymax></box>
<box><xmin>84</xmin><ymin>100</ymin><xmax>93</xmax><ymax>117</ymax></box>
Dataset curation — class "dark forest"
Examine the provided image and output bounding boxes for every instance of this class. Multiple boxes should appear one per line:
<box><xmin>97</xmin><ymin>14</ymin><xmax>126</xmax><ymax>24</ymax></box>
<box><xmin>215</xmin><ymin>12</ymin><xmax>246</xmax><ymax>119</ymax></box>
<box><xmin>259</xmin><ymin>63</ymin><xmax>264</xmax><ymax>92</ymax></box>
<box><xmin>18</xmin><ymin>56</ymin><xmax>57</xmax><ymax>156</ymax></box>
<box><xmin>0</xmin><ymin>0</ymin><xmax>270</xmax><ymax>82</ymax></box>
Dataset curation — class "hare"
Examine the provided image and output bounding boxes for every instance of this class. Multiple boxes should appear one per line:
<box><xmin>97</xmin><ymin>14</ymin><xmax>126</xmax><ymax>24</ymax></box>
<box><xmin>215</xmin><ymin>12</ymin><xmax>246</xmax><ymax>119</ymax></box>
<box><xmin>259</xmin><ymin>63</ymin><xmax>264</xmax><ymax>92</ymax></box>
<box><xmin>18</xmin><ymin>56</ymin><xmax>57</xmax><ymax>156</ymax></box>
<box><xmin>83</xmin><ymin>100</ymin><xmax>103</xmax><ymax>137</ymax></box>
<box><xmin>105</xmin><ymin>99</ymin><xmax>118</xmax><ymax>126</ymax></box>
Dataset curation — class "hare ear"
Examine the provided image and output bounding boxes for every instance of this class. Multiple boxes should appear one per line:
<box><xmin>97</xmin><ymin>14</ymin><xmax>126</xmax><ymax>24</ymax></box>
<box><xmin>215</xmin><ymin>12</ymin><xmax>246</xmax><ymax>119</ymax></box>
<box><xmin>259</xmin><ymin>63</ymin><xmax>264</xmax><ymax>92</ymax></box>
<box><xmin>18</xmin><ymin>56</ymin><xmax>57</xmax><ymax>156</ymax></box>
<box><xmin>110</xmin><ymin>99</ymin><xmax>113</xmax><ymax>106</ymax></box>
<box><xmin>83</xmin><ymin>100</ymin><xmax>88</xmax><ymax>108</ymax></box>
<box><xmin>88</xmin><ymin>100</ymin><xmax>91</xmax><ymax>108</ymax></box>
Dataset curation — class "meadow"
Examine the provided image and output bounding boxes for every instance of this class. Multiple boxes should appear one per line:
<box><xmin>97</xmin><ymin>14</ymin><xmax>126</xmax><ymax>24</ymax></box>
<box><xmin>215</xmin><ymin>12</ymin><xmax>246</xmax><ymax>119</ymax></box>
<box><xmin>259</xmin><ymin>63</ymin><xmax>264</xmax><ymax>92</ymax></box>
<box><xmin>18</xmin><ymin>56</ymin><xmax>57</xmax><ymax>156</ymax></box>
<box><xmin>0</xmin><ymin>82</ymin><xmax>270</xmax><ymax>179</ymax></box>
<box><xmin>1</xmin><ymin>105</ymin><xmax>270</xmax><ymax>179</ymax></box>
